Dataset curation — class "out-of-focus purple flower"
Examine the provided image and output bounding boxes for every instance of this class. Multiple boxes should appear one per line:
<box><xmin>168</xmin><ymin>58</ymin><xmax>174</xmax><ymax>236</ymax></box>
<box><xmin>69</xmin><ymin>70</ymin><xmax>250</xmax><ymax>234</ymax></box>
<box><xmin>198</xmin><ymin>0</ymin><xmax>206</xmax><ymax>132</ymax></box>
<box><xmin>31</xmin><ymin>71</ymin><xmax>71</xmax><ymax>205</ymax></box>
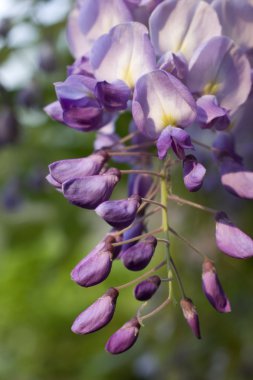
<box><xmin>95</xmin><ymin>195</ymin><xmax>142</xmax><ymax>229</ymax></box>
<box><xmin>214</xmin><ymin>0</ymin><xmax>253</xmax><ymax>52</ymax></box>
<box><xmin>196</xmin><ymin>95</ymin><xmax>230</xmax><ymax>130</ymax></box>
<box><xmin>90</xmin><ymin>22</ymin><xmax>156</xmax><ymax>88</ymax></box>
<box><xmin>180</xmin><ymin>298</ymin><xmax>201</xmax><ymax>339</ymax></box>
<box><xmin>71</xmin><ymin>288</ymin><xmax>119</xmax><ymax>334</ymax></box>
<box><xmin>134</xmin><ymin>275</ymin><xmax>161</xmax><ymax>301</ymax></box>
<box><xmin>215</xmin><ymin>211</ymin><xmax>253</xmax><ymax>259</ymax></box>
<box><xmin>47</xmin><ymin>151</ymin><xmax>108</xmax><ymax>188</ymax></box>
<box><xmin>105</xmin><ymin>317</ymin><xmax>141</xmax><ymax>354</ymax></box>
<box><xmin>188</xmin><ymin>36</ymin><xmax>251</xmax><ymax>113</ymax></box>
<box><xmin>158</xmin><ymin>52</ymin><xmax>188</xmax><ymax>80</ymax></box>
<box><xmin>71</xmin><ymin>236</ymin><xmax>115</xmax><ymax>287</ymax></box>
<box><xmin>121</xmin><ymin>236</ymin><xmax>157</xmax><ymax>271</ymax></box>
<box><xmin>0</xmin><ymin>108</ymin><xmax>19</xmax><ymax>147</ymax></box>
<box><xmin>38</xmin><ymin>43</ymin><xmax>57</xmax><ymax>73</ymax></box>
<box><xmin>128</xmin><ymin>173</ymin><xmax>153</xmax><ymax>198</ymax></box>
<box><xmin>156</xmin><ymin>126</ymin><xmax>194</xmax><ymax>160</ymax></box>
<box><xmin>183</xmin><ymin>155</ymin><xmax>206</xmax><ymax>192</ymax></box>
<box><xmin>149</xmin><ymin>0</ymin><xmax>221</xmax><ymax>61</ymax></box>
<box><xmin>67</xmin><ymin>0</ymin><xmax>132</xmax><ymax>58</ymax></box>
<box><xmin>63</xmin><ymin>168</ymin><xmax>121</xmax><ymax>209</ymax></box>
<box><xmin>95</xmin><ymin>80</ymin><xmax>131</xmax><ymax>111</ymax></box>
<box><xmin>133</xmin><ymin>70</ymin><xmax>196</xmax><ymax>139</ymax></box>
<box><xmin>202</xmin><ymin>259</ymin><xmax>231</xmax><ymax>313</ymax></box>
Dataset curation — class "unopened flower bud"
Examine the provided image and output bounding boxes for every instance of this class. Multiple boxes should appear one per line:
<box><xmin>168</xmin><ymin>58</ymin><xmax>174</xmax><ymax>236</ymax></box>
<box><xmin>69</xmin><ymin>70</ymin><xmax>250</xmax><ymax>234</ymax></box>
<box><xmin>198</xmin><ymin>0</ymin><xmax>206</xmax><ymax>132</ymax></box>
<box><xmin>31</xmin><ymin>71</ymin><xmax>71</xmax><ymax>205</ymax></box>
<box><xmin>95</xmin><ymin>80</ymin><xmax>131</xmax><ymax>111</ymax></box>
<box><xmin>134</xmin><ymin>275</ymin><xmax>161</xmax><ymax>301</ymax></box>
<box><xmin>105</xmin><ymin>317</ymin><xmax>141</xmax><ymax>355</ymax></box>
<box><xmin>180</xmin><ymin>298</ymin><xmax>201</xmax><ymax>339</ymax></box>
<box><xmin>121</xmin><ymin>236</ymin><xmax>157</xmax><ymax>271</ymax></box>
<box><xmin>215</xmin><ymin>211</ymin><xmax>253</xmax><ymax>259</ymax></box>
<box><xmin>63</xmin><ymin>169</ymin><xmax>121</xmax><ymax>209</ymax></box>
<box><xmin>71</xmin><ymin>236</ymin><xmax>115</xmax><ymax>287</ymax></box>
<box><xmin>202</xmin><ymin>259</ymin><xmax>231</xmax><ymax>313</ymax></box>
<box><xmin>71</xmin><ymin>288</ymin><xmax>118</xmax><ymax>335</ymax></box>
<box><xmin>95</xmin><ymin>195</ymin><xmax>142</xmax><ymax>229</ymax></box>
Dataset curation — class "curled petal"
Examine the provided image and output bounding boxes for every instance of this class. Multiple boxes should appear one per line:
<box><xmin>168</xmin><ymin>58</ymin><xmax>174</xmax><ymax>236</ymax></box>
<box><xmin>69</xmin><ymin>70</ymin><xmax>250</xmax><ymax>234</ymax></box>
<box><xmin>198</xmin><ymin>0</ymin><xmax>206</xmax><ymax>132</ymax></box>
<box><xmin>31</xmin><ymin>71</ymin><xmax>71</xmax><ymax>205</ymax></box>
<box><xmin>95</xmin><ymin>80</ymin><xmax>131</xmax><ymax>111</ymax></box>
<box><xmin>156</xmin><ymin>126</ymin><xmax>194</xmax><ymax>160</ymax></box>
<box><xmin>63</xmin><ymin>170</ymin><xmax>121</xmax><ymax>209</ymax></box>
<box><xmin>71</xmin><ymin>288</ymin><xmax>119</xmax><ymax>334</ymax></box>
<box><xmin>202</xmin><ymin>259</ymin><xmax>231</xmax><ymax>313</ymax></box>
<box><xmin>183</xmin><ymin>155</ymin><xmax>206</xmax><ymax>192</ymax></box>
<box><xmin>149</xmin><ymin>0</ymin><xmax>221</xmax><ymax>61</ymax></box>
<box><xmin>215</xmin><ymin>211</ymin><xmax>253</xmax><ymax>259</ymax></box>
<box><xmin>158</xmin><ymin>52</ymin><xmax>188</xmax><ymax>80</ymax></box>
<box><xmin>62</xmin><ymin>106</ymin><xmax>105</xmax><ymax>132</ymax></box>
<box><xmin>121</xmin><ymin>236</ymin><xmax>157</xmax><ymax>271</ymax></box>
<box><xmin>95</xmin><ymin>195</ymin><xmax>142</xmax><ymax>229</ymax></box>
<box><xmin>44</xmin><ymin>101</ymin><xmax>64</xmax><ymax>123</ymax></box>
<box><xmin>90</xmin><ymin>22</ymin><xmax>156</xmax><ymax>88</ymax></box>
<box><xmin>196</xmin><ymin>95</ymin><xmax>230</xmax><ymax>130</ymax></box>
<box><xmin>105</xmin><ymin>317</ymin><xmax>141</xmax><ymax>354</ymax></box>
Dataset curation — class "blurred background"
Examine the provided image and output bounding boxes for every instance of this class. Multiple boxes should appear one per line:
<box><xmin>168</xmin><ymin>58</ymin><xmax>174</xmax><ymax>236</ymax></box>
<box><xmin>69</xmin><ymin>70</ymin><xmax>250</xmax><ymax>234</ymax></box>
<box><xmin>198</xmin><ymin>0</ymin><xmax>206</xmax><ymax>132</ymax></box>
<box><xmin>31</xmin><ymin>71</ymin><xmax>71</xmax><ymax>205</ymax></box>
<box><xmin>0</xmin><ymin>1</ymin><xmax>253</xmax><ymax>379</ymax></box>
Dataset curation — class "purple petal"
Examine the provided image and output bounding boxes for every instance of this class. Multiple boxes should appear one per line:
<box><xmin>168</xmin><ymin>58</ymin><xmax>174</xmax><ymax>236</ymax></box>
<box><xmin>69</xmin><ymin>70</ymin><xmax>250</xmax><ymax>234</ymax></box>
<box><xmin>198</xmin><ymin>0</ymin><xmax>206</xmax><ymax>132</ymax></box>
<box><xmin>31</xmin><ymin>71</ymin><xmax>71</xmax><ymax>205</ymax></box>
<box><xmin>63</xmin><ymin>170</ymin><xmax>121</xmax><ymax>209</ymax></box>
<box><xmin>133</xmin><ymin>70</ymin><xmax>197</xmax><ymax>139</ymax></box>
<box><xmin>44</xmin><ymin>101</ymin><xmax>64</xmax><ymax>123</ymax></box>
<box><xmin>105</xmin><ymin>317</ymin><xmax>140</xmax><ymax>354</ymax></box>
<box><xmin>95</xmin><ymin>195</ymin><xmax>142</xmax><ymax>229</ymax></box>
<box><xmin>158</xmin><ymin>51</ymin><xmax>188</xmax><ymax>80</ymax></box>
<box><xmin>180</xmin><ymin>298</ymin><xmax>201</xmax><ymax>339</ymax></box>
<box><xmin>120</xmin><ymin>219</ymin><xmax>145</xmax><ymax>254</ymax></box>
<box><xmin>121</xmin><ymin>236</ymin><xmax>157</xmax><ymax>271</ymax></box>
<box><xmin>95</xmin><ymin>80</ymin><xmax>131</xmax><ymax>111</ymax></box>
<box><xmin>202</xmin><ymin>259</ymin><xmax>231</xmax><ymax>313</ymax></box>
<box><xmin>183</xmin><ymin>155</ymin><xmax>206</xmax><ymax>192</ymax></box>
<box><xmin>219</xmin><ymin>158</ymin><xmax>253</xmax><ymax>199</ymax></box>
<box><xmin>149</xmin><ymin>0</ymin><xmax>221</xmax><ymax>61</ymax></box>
<box><xmin>71</xmin><ymin>236</ymin><xmax>115</xmax><ymax>287</ymax></box>
<box><xmin>188</xmin><ymin>36</ymin><xmax>251</xmax><ymax>113</ymax></box>
<box><xmin>212</xmin><ymin>132</ymin><xmax>242</xmax><ymax>163</ymax></box>
<box><xmin>134</xmin><ymin>275</ymin><xmax>161</xmax><ymax>301</ymax></box>
<box><xmin>62</xmin><ymin>106</ymin><xmax>105</xmax><ymax>132</ymax></box>
<box><xmin>215</xmin><ymin>211</ymin><xmax>253</xmax><ymax>259</ymax></box>
<box><xmin>128</xmin><ymin>173</ymin><xmax>153</xmax><ymax>198</ymax></box>
<box><xmin>45</xmin><ymin>174</ymin><xmax>62</xmax><ymax>190</ymax></box>
<box><xmin>196</xmin><ymin>95</ymin><xmax>230</xmax><ymax>130</ymax></box>
<box><xmin>66</xmin><ymin>6</ymin><xmax>91</xmax><ymax>58</ymax></box>
<box><xmin>90</xmin><ymin>22</ymin><xmax>156</xmax><ymax>88</ymax></box>
<box><xmin>156</xmin><ymin>126</ymin><xmax>193</xmax><ymax>160</ymax></box>
<box><xmin>49</xmin><ymin>151</ymin><xmax>108</xmax><ymax>185</ymax></box>
<box><xmin>71</xmin><ymin>288</ymin><xmax>118</xmax><ymax>334</ymax></box>
<box><xmin>67</xmin><ymin>56</ymin><xmax>94</xmax><ymax>77</ymax></box>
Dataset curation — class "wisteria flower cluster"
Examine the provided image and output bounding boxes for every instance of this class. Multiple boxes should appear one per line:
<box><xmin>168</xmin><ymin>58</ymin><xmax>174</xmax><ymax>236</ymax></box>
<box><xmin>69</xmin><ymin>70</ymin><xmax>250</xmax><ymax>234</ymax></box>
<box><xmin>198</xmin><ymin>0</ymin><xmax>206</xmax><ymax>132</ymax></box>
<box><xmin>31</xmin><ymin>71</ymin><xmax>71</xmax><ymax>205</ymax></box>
<box><xmin>45</xmin><ymin>0</ymin><xmax>253</xmax><ymax>355</ymax></box>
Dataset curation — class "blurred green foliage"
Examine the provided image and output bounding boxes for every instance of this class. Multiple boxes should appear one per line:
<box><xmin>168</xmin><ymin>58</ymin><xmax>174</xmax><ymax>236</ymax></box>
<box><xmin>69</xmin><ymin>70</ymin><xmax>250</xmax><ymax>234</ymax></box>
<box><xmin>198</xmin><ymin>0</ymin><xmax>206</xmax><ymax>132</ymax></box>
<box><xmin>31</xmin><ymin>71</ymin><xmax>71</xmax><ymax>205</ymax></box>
<box><xmin>0</xmin><ymin>1</ymin><xmax>253</xmax><ymax>380</ymax></box>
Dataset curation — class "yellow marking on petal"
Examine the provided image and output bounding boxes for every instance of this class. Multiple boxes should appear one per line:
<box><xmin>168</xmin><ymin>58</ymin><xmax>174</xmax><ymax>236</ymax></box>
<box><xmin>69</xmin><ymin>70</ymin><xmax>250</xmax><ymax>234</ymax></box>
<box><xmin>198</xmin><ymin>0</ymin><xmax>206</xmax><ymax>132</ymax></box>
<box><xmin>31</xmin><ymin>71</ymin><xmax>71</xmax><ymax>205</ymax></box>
<box><xmin>161</xmin><ymin>113</ymin><xmax>176</xmax><ymax>128</ymax></box>
<box><xmin>203</xmin><ymin>82</ymin><xmax>221</xmax><ymax>96</ymax></box>
<box><xmin>122</xmin><ymin>65</ymin><xmax>134</xmax><ymax>88</ymax></box>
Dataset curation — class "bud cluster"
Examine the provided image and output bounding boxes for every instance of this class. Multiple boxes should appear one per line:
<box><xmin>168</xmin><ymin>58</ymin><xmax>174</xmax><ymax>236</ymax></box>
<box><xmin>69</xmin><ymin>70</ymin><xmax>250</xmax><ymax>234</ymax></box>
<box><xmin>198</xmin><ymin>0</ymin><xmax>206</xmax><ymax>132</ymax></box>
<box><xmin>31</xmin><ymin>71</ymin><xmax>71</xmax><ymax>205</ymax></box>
<box><xmin>45</xmin><ymin>0</ymin><xmax>253</xmax><ymax>354</ymax></box>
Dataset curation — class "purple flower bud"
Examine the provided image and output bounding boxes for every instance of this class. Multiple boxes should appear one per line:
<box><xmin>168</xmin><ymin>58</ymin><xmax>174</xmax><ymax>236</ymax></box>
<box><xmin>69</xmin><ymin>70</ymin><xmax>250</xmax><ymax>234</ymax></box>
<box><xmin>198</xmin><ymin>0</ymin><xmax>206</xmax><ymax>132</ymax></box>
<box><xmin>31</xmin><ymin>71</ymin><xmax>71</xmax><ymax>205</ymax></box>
<box><xmin>95</xmin><ymin>80</ymin><xmax>131</xmax><ymax>111</ymax></box>
<box><xmin>215</xmin><ymin>211</ymin><xmax>253</xmax><ymax>259</ymax></box>
<box><xmin>180</xmin><ymin>298</ymin><xmax>201</xmax><ymax>339</ymax></box>
<box><xmin>121</xmin><ymin>236</ymin><xmax>157</xmax><ymax>271</ymax></box>
<box><xmin>48</xmin><ymin>151</ymin><xmax>108</xmax><ymax>187</ymax></box>
<box><xmin>196</xmin><ymin>95</ymin><xmax>230</xmax><ymax>130</ymax></box>
<box><xmin>105</xmin><ymin>317</ymin><xmax>141</xmax><ymax>355</ymax></box>
<box><xmin>71</xmin><ymin>288</ymin><xmax>119</xmax><ymax>335</ymax></box>
<box><xmin>63</xmin><ymin>169</ymin><xmax>121</xmax><ymax>209</ymax></box>
<box><xmin>128</xmin><ymin>173</ymin><xmax>153</xmax><ymax>198</ymax></box>
<box><xmin>71</xmin><ymin>236</ymin><xmax>115</xmax><ymax>287</ymax></box>
<box><xmin>134</xmin><ymin>275</ymin><xmax>161</xmax><ymax>301</ymax></box>
<box><xmin>183</xmin><ymin>155</ymin><xmax>206</xmax><ymax>192</ymax></box>
<box><xmin>202</xmin><ymin>259</ymin><xmax>231</xmax><ymax>313</ymax></box>
<box><xmin>95</xmin><ymin>195</ymin><xmax>142</xmax><ymax>229</ymax></box>
<box><xmin>44</xmin><ymin>101</ymin><xmax>64</xmax><ymax>124</ymax></box>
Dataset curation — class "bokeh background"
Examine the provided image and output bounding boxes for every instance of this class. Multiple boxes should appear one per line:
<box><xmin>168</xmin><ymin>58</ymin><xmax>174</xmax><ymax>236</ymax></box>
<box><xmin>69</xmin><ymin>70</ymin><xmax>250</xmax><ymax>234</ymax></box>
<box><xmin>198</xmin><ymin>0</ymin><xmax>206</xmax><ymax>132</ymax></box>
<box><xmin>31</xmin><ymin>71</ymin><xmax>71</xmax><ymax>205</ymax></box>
<box><xmin>0</xmin><ymin>1</ymin><xmax>253</xmax><ymax>379</ymax></box>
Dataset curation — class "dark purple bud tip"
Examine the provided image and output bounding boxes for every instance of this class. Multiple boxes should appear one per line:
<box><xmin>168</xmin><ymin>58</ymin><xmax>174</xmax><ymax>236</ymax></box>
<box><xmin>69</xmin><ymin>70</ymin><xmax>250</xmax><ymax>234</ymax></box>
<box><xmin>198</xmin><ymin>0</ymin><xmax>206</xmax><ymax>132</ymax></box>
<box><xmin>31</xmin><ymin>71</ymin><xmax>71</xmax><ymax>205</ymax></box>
<box><xmin>105</xmin><ymin>317</ymin><xmax>141</xmax><ymax>355</ymax></box>
<box><xmin>180</xmin><ymin>298</ymin><xmax>201</xmax><ymax>339</ymax></box>
<box><xmin>134</xmin><ymin>275</ymin><xmax>161</xmax><ymax>301</ymax></box>
<box><xmin>215</xmin><ymin>211</ymin><xmax>253</xmax><ymax>259</ymax></box>
<box><xmin>202</xmin><ymin>259</ymin><xmax>231</xmax><ymax>313</ymax></box>
<box><xmin>95</xmin><ymin>195</ymin><xmax>142</xmax><ymax>229</ymax></box>
<box><xmin>71</xmin><ymin>288</ymin><xmax>119</xmax><ymax>335</ymax></box>
<box><xmin>183</xmin><ymin>155</ymin><xmax>206</xmax><ymax>192</ymax></box>
<box><xmin>121</xmin><ymin>236</ymin><xmax>157</xmax><ymax>271</ymax></box>
<box><xmin>71</xmin><ymin>236</ymin><xmax>115</xmax><ymax>287</ymax></box>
